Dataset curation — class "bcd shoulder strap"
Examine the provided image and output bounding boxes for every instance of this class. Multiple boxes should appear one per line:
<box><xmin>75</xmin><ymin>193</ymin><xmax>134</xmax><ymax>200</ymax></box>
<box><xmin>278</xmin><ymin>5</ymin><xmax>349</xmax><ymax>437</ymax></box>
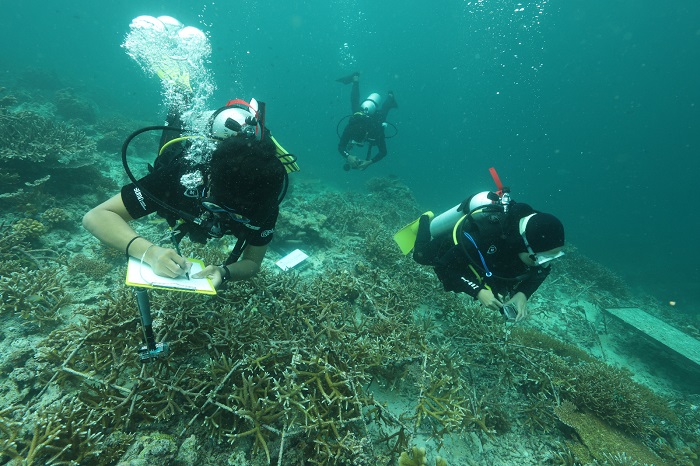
<box><xmin>466</xmin><ymin>205</ymin><xmax>508</xmax><ymax>240</ymax></box>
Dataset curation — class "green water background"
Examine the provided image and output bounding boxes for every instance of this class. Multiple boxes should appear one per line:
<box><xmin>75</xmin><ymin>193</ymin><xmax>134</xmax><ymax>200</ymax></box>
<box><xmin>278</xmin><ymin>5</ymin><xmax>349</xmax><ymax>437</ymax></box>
<box><xmin>2</xmin><ymin>0</ymin><xmax>698</xmax><ymax>312</ymax></box>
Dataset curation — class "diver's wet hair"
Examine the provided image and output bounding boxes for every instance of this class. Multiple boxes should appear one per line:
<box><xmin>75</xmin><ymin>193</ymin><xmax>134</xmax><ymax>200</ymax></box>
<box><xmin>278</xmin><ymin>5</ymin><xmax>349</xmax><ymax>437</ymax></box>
<box><xmin>209</xmin><ymin>137</ymin><xmax>286</xmax><ymax>218</ymax></box>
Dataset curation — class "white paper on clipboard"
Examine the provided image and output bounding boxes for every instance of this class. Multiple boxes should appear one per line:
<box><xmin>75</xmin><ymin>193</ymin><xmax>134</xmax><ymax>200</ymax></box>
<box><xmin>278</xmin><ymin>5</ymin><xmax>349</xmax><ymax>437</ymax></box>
<box><xmin>125</xmin><ymin>257</ymin><xmax>216</xmax><ymax>295</ymax></box>
<box><xmin>275</xmin><ymin>249</ymin><xmax>309</xmax><ymax>271</ymax></box>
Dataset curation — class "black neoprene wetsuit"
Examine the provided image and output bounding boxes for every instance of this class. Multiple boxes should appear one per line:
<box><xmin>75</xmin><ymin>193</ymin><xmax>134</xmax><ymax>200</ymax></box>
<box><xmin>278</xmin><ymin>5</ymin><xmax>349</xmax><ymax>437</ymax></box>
<box><xmin>413</xmin><ymin>203</ymin><xmax>551</xmax><ymax>300</ymax></box>
<box><xmin>120</xmin><ymin>160</ymin><xmax>278</xmax><ymax>247</ymax></box>
<box><xmin>338</xmin><ymin>114</ymin><xmax>387</xmax><ymax>163</ymax></box>
<box><xmin>121</xmin><ymin>110</ymin><xmax>278</xmax><ymax>247</ymax></box>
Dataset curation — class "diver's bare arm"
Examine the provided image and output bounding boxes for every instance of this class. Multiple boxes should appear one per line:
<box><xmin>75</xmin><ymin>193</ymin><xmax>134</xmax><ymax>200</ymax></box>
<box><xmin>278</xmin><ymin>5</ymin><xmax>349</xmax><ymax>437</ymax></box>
<box><xmin>224</xmin><ymin>244</ymin><xmax>268</xmax><ymax>281</ymax></box>
<box><xmin>82</xmin><ymin>194</ymin><xmax>143</xmax><ymax>254</ymax></box>
<box><xmin>82</xmin><ymin>194</ymin><xmax>189</xmax><ymax>277</ymax></box>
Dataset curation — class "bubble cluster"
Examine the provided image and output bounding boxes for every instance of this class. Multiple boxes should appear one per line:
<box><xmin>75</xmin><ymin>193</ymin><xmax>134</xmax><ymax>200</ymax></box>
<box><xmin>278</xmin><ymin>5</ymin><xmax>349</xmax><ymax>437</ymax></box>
<box><xmin>122</xmin><ymin>15</ymin><xmax>220</xmax><ymax>172</ymax></box>
<box><xmin>338</xmin><ymin>42</ymin><xmax>356</xmax><ymax>69</ymax></box>
<box><xmin>122</xmin><ymin>15</ymin><xmax>216</xmax><ymax>133</ymax></box>
<box><xmin>336</xmin><ymin>1</ymin><xmax>364</xmax><ymax>69</ymax></box>
<box><xmin>461</xmin><ymin>0</ymin><xmax>552</xmax><ymax>86</ymax></box>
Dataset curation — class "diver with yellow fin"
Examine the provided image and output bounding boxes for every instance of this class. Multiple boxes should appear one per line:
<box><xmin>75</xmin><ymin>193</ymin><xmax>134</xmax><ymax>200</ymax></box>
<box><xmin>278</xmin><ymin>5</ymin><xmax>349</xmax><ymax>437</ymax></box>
<box><xmin>394</xmin><ymin>168</ymin><xmax>565</xmax><ymax>322</ymax></box>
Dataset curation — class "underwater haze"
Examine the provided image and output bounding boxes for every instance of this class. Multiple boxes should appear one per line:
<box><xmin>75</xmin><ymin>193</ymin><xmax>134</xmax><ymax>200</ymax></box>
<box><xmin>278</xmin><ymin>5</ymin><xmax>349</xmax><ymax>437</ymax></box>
<box><xmin>3</xmin><ymin>0</ymin><xmax>699</xmax><ymax>309</ymax></box>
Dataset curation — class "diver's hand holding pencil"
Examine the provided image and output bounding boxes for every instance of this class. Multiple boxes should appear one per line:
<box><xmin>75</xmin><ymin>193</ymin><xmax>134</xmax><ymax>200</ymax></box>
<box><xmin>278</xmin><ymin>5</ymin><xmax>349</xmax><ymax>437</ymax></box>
<box><xmin>141</xmin><ymin>245</ymin><xmax>192</xmax><ymax>278</ymax></box>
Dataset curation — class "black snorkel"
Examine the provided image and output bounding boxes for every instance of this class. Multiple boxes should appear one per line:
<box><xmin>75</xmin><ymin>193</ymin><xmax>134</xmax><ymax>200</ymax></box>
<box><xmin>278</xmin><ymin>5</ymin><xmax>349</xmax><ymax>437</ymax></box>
<box><xmin>250</xmin><ymin>99</ymin><xmax>291</xmax><ymax>208</ymax></box>
<box><xmin>257</xmin><ymin>100</ymin><xmax>267</xmax><ymax>141</ymax></box>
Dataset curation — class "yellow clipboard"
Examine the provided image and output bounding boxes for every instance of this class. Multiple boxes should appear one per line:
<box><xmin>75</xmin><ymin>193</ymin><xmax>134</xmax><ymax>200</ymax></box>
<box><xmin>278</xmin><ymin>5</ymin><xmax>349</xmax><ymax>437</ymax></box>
<box><xmin>125</xmin><ymin>257</ymin><xmax>216</xmax><ymax>295</ymax></box>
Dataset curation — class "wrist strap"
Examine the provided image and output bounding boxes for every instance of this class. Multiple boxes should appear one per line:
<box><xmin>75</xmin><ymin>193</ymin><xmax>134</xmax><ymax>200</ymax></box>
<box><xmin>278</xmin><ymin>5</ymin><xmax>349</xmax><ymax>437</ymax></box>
<box><xmin>125</xmin><ymin>235</ymin><xmax>143</xmax><ymax>259</ymax></box>
<box><xmin>219</xmin><ymin>264</ymin><xmax>231</xmax><ymax>283</ymax></box>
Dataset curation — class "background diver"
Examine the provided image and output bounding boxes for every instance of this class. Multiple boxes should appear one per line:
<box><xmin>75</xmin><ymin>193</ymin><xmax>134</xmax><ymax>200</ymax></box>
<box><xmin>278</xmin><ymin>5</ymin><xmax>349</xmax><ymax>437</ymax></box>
<box><xmin>336</xmin><ymin>72</ymin><xmax>398</xmax><ymax>171</ymax></box>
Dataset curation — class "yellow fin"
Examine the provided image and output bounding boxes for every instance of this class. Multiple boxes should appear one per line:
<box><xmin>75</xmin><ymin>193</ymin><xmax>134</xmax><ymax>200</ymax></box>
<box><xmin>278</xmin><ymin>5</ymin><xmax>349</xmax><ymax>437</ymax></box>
<box><xmin>393</xmin><ymin>211</ymin><xmax>434</xmax><ymax>255</ymax></box>
<box><xmin>154</xmin><ymin>61</ymin><xmax>192</xmax><ymax>91</ymax></box>
<box><xmin>270</xmin><ymin>135</ymin><xmax>300</xmax><ymax>173</ymax></box>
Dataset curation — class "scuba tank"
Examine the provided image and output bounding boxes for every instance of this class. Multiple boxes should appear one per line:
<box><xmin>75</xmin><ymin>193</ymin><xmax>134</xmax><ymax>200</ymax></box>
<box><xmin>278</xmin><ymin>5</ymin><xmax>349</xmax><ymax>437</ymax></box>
<box><xmin>360</xmin><ymin>93</ymin><xmax>382</xmax><ymax>115</ymax></box>
<box><xmin>429</xmin><ymin>191</ymin><xmax>503</xmax><ymax>238</ymax></box>
<box><xmin>393</xmin><ymin>168</ymin><xmax>510</xmax><ymax>255</ymax></box>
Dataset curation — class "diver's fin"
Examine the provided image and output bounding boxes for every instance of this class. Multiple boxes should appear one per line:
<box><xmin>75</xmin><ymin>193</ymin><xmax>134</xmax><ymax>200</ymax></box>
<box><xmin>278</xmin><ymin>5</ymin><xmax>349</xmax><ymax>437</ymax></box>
<box><xmin>270</xmin><ymin>135</ymin><xmax>300</xmax><ymax>173</ymax></box>
<box><xmin>336</xmin><ymin>72</ymin><xmax>359</xmax><ymax>85</ymax></box>
<box><xmin>154</xmin><ymin>58</ymin><xmax>192</xmax><ymax>91</ymax></box>
<box><xmin>393</xmin><ymin>211</ymin><xmax>434</xmax><ymax>255</ymax></box>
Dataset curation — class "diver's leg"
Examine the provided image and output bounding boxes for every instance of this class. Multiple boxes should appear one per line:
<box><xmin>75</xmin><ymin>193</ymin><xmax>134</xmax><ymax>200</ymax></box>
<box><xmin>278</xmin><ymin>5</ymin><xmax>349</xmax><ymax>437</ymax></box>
<box><xmin>379</xmin><ymin>91</ymin><xmax>398</xmax><ymax>122</ymax></box>
<box><xmin>350</xmin><ymin>76</ymin><xmax>361</xmax><ymax>114</ymax></box>
<box><xmin>413</xmin><ymin>215</ymin><xmax>438</xmax><ymax>265</ymax></box>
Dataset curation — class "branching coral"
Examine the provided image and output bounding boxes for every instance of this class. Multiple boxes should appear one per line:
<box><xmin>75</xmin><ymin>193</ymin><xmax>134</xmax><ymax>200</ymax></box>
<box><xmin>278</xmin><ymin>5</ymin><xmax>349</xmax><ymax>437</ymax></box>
<box><xmin>225</xmin><ymin>370</ymin><xmax>286</xmax><ymax>462</ymax></box>
<box><xmin>22</xmin><ymin>276</ymin><xmax>368</xmax><ymax>462</ymax></box>
<box><xmin>0</xmin><ymin>266</ymin><xmax>70</xmax><ymax>324</ymax></box>
<box><xmin>19</xmin><ymin>260</ymin><xmax>445</xmax><ymax>464</ymax></box>
<box><xmin>197</xmin><ymin>349</ymin><xmax>367</xmax><ymax>464</ymax></box>
<box><xmin>40</xmin><ymin>207</ymin><xmax>71</xmax><ymax>229</ymax></box>
<box><xmin>0</xmin><ymin>108</ymin><xmax>96</xmax><ymax>166</ymax></box>
<box><xmin>362</xmin><ymin>226</ymin><xmax>405</xmax><ymax>271</ymax></box>
<box><xmin>0</xmin><ymin>223</ymin><xmax>61</xmax><ymax>275</ymax></box>
<box><xmin>0</xmin><ymin>396</ymin><xmax>125</xmax><ymax>465</ymax></box>
<box><xmin>400</xmin><ymin>348</ymin><xmax>507</xmax><ymax>449</ymax></box>
<box><xmin>0</xmin><ymin>407</ymin><xmax>23</xmax><ymax>463</ymax></box>
<box><xmin>4</xmin><ymin>144</ymin><xmax>696</xmax><ymax>466</ymax></box>
<box><xmin>67</xmin><ymin>254</ymin><xmax>113</xmax><ymax>281</ymax></box>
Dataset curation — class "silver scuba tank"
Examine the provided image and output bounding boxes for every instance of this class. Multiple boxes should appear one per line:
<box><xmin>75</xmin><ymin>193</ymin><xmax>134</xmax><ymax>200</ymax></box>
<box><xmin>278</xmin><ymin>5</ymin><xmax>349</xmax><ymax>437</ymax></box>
<box><xmin>429</xmin><ymin>191</ymin><xmax>499</xmax><ymax>238</ymax></box>
<box><xmin>360</xmin><ymin>93</ymin><xmax>382</xmax><ymax>115</ymax></box>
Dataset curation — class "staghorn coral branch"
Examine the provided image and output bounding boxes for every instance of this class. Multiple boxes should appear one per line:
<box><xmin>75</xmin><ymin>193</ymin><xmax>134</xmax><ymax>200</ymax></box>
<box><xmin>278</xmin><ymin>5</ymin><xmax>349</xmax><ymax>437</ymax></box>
<box><xmin>181</xmin><ymin>358</ymin><xmax>245</xmax><ymax>436</ymax></box>
<box><xmin>59</xmin><ymin>366</ymin><xmax>131</xmax><ymax>395</ymax></box>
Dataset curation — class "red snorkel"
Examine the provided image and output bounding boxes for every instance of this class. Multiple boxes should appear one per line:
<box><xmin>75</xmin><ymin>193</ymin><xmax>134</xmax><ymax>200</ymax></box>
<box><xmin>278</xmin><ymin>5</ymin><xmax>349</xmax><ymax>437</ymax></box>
<box><xmin>489</xmin><ymin>167</ymin><xmax>504</xmax><ymax>196</ymax></box>
<box><xmin>489</xmin><ymin>167</ymin><xmax>511</xmax><ymax>212</ymax></box>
